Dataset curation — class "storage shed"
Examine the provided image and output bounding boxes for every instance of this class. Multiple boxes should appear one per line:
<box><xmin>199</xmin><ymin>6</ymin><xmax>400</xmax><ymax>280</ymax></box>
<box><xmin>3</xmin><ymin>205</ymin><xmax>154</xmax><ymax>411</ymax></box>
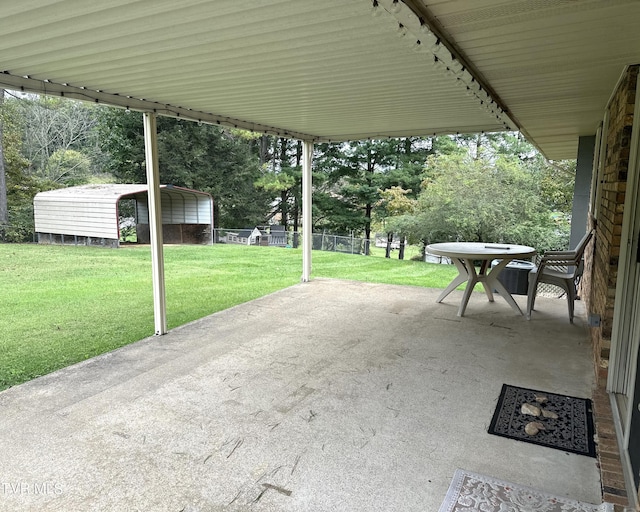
<box><xmin>34</xmin><ymin>184</ymin><xmax>213</xmax><ymax>248</ymax></box>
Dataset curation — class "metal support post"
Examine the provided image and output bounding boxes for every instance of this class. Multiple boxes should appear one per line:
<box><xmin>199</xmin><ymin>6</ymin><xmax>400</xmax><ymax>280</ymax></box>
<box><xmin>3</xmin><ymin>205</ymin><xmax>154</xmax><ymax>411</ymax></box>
<box><xmin>302</xmin><ymin>140</ymin><xmax>313</xmax><ymax>282</ymax></box>
<box><xmin>143</xmin><ymin>112</ymin><xmax>167</xmax><ymax>335</ymax></box>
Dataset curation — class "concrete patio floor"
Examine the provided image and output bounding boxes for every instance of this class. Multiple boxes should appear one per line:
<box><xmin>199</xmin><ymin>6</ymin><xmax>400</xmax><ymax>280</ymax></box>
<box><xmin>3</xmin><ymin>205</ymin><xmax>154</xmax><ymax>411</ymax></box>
<box><xmin>0</xmin><ymin>278</ymin><xmax>602</xmax><ymax>511</ymax></box>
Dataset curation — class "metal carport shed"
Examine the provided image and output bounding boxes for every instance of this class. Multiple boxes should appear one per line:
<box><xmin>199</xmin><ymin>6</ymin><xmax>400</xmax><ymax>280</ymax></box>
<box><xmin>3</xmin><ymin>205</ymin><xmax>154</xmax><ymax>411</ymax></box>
<box><xmin>33</xmin><ymin>184</ymin><xmax>214</xmax><ymax>248</ymax></box>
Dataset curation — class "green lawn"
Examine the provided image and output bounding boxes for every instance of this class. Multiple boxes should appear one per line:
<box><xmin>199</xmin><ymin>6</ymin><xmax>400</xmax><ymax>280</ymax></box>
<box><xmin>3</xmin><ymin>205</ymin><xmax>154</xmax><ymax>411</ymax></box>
<box><xmin>0</xmin><ymin>243</ymin><xmax>457</xmax><ymax>391</ymax></box>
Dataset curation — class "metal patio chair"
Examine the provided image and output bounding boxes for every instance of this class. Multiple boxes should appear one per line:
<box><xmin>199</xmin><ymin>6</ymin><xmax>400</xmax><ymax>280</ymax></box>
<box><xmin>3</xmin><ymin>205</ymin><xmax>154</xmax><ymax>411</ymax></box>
<box><xmin>526</xmin><ymin>229</ymin><xmax>594</xmax><ymax>323</ymax></box>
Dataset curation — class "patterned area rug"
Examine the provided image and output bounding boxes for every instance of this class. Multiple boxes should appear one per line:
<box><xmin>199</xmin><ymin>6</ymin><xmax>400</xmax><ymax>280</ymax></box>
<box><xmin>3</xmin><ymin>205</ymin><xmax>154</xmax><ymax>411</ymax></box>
<box><xmin>488</xmin><ymin>384</ymin><xmax>596</xmax><ymax>457</ymax></box>
<box><xmin>438</xmin><ymin>469</ymin><xmax>613</xmax><ymax>512</ymax></box>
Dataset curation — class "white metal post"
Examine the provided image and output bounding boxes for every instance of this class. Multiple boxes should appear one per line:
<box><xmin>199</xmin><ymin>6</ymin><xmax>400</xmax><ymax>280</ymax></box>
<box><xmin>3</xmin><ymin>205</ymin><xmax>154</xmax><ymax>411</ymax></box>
<box><xmin>302</xmin><ymin>140</ymin><xmax>313</xmax><ymax>282</ymax></box>
<box><xmin>143</xmin><ymin>112</ymin><xmax>167</xmax><ymax>335</ymax></box>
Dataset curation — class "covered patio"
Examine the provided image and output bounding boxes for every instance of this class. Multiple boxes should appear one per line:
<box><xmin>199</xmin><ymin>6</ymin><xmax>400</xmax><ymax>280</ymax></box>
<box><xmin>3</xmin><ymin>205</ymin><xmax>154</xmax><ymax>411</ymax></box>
<box><xmin>0</xmin><ymin>281</ymin><xmax>600</xmax><ymax>511</ymax></box>
<box><xmin>2</xmin><ymin>0</ymin><xmax>640</xmax><ymax>509</ymax></box>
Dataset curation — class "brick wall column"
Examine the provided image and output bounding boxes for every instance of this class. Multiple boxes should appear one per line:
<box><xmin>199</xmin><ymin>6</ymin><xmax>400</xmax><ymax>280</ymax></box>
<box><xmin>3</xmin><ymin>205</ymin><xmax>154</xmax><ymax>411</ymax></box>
<box><xmin>585</xmin><ymin>66</ymin><xmax>638</xmax><ymax>389</ymax></box>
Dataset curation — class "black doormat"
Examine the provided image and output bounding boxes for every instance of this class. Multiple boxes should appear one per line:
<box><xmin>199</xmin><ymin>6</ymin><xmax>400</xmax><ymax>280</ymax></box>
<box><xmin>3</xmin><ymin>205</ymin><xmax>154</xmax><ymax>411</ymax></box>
<box><xmin>488</xmin><ymin>384</ymin><xmax>596</xmax><ymax>457</ymax></box>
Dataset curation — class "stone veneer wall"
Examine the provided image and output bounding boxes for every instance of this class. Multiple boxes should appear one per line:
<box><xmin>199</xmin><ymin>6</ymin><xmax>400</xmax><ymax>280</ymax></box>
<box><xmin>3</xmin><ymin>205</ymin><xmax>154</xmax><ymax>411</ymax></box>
<box><xmin>584</xmin><ymin>65</ymin><xmax>638</xmax><ymax>389</ymax></box>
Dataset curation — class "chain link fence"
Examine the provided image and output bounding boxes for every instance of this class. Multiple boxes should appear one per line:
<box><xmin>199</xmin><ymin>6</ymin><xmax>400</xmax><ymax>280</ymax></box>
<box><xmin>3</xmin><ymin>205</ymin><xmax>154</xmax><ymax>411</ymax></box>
<box><xmin>212</xmin><ymin>228</ymin><xmax>371</xmax><ymax>254</ymax></box>
<box><xmin>1</xmin><ymin>224</ymin><xmax>371</xmax><ymax>253</ymax></box>
<box><xmin>311</xmin><ymin>232</ymin><xmax>369</xmax><ymax>254</ymax></box>
<box><xmin>213</xmin><ymin>228</ymin><xmax>297</xmax><ymax>248</ymax></box>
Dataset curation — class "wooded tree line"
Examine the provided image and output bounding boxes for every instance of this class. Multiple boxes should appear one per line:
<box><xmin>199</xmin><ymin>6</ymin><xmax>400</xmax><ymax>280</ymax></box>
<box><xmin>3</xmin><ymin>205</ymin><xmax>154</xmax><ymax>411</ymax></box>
<box><xmin>0</xmin><ymin>93</ymin><xmax>575</xmax><ymax>253</ymax></box>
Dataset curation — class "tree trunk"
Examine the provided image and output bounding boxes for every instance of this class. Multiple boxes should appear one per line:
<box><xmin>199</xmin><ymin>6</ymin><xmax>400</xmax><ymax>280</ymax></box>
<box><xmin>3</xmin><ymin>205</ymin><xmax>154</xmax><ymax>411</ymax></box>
<box><xmin>398</xmin><ymin>236</ymin><xmax>406</xmax><ymax>260</ymax></box>
<box><xmin>385</xmin><ymin>232</ymin><xmax>393</xmax><ymax>258</ymax></box>
<box><xmin>259</xmin><ymin>135</ymin><xmax>270</xmax><ymax>165</ymax></box>
<box><xmin>364</xmin><ymin>147</ymin><xmax>373</xmax><ymax>256</ymax></box>
<box><xmin>0</xmin><ymin>89</ymin><xmax>7</xmax><ymax>231</ymax></box>
<box><xmin>279</xmin><ymin>138</ymin><xmax>288</xmax><ymax>229</ymax></box>
<box><xmin>280</xmin><ymin>189</ymin><xmax>288</xmax><ymax>229</ymax></box>
<box><xmin>272</xmin><ymin>136</ymin><xmax>278</xmax><ymax>172</ymax></box>
<box><xmin>364</xmin><ymin>202</ymin><xmax>371</xmax><ymax>256</ymax></box>
<box><xmin>404</xmin><ymin>137</ymin><xmax>412</xmax><ymax>155</ymax></box>
<box><xmin>474</xmin><ymin>133</ymin><xmax>482</xmax><ymax>160</ymax></box>
<box><xmin>292</xmin><ymin>141</ymin><xmax>302</xmax><ymax>248</ymax></box>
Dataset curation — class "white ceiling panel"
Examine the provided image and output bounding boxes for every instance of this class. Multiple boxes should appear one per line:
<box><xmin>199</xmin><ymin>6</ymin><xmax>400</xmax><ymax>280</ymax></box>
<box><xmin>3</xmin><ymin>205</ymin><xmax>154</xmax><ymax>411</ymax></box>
<box><xmin>1</xmin><ymin>0</ymin><xmax>639</xmax><ymax>159</ymax></box>
<box><xmin>422</xmin><ymin>0</ymin><xmax>640</xmax><ymax>158</ymax></box>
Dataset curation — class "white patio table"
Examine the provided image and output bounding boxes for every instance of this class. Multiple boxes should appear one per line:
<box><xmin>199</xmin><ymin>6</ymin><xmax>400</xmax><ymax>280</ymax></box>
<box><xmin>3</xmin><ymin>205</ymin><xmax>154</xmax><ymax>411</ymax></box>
<box><xmin>425</xmin><ymin>242</ymin><xmax>536</xmax><ymax>317</ymax></box>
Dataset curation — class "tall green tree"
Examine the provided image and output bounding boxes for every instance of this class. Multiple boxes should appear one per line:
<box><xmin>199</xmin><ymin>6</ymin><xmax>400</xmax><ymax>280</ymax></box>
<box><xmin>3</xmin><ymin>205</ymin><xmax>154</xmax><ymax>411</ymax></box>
<box><xmin>376</xmin><ymin>186</ymin><xmax>417</xmax><ymax>258</ymax></box>
<box><xmin>97</xmin><ymin>109</ymin><xmax>272</xmax><ymax>228</ymax></box>
<box><xmin>401</xmin><ymin>151</ymin><xmax>567</xmax><ymax>253</ymax></box>
<box><xmin>0</xmin><ymin>90</ymin><xmax>7</xmax><ymax>228</ymax></box>
<box><xmin>312</xmin><ymin>135</ymin><xmax>461</xmax><ymax>254</ymax></box>
<box><xmin>313</xmin><ymin>138</ymin><xmax>431</xmax><ymax>254</ymax></box>
<box><xmin>254</xmin><ymin>137</ymin><xmax>302</xmax><ymax>235</ymax></box>
<box><xmin>43</xmin><ymin>149</ymin><xmax>92</xmax><ymax>186</ymax></box>
<box><xmin>0</xmin><ymin>93</ymin><xmax>55</xmax><ymax>241</ymax></box>
<box><xmin>487</xmin><ymin>132</ymin><xmax>575</xmax><ymax>234</ymax></box>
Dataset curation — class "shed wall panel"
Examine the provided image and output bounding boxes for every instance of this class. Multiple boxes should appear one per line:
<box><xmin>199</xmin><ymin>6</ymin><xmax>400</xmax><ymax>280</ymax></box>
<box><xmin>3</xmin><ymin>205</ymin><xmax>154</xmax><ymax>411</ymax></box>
<box><xmin>156</xmin><ymin>192</ymin><xmax>211</xmax><ymax>224</ymax></box>
<box><xmin>161</xmin><ymin>194</ymin><xmax>179</xmax><ymax>223</ymax></box>
<box><xmin>198</xmin><ymin>199</ymin><xmax>212</xmax><ymax>224</ymax></box>
<box><xmin>34</xmin><ymin>199</ymin><xmax>118</xmax><ymax>239</ymax></box>
<box><xmin>35</xmin><ymin>207</ymin><xmax>115</xmax><ymax>219</ymax></box>
<box><xmin>137</xmin><ymin>201</ymin><xmax>149</xmax><ymax>224</ymax></box>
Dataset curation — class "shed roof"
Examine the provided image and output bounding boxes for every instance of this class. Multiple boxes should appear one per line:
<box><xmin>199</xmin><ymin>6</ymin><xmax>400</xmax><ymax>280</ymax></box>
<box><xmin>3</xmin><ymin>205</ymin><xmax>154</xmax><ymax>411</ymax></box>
<box><xmin>34</xmin><ymin>184</ymin><xmax>211</xmax><ymax>203</ymax></box>
<box><xmin>2</xmin><ymin>0</ymin><xmax>640</xmax><ymax>159</ymax></box>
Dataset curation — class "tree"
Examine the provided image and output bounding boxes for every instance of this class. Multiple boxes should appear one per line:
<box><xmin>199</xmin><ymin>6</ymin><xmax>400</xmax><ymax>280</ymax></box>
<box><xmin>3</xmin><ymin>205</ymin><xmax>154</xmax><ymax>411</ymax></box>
<box><xmin>160</xmin><ymin>120</ymin><xmax>271</xmax><ymax>227</ymax></box>
<box><xmin>254</xmin><ymin>137</ymin><xmax>302</xmax><ymax>237</ymax></box>
<box><xmin>313</xmin><ymin>139</ymin><xmax>429</xmax><ymax>254</ymax></box>
<box><xmin>376</xmin><ymin>186</ymin><xmax>416</xmax><ymax>258</ymax></box>
<box><xmin>95</xmin><ymin>107</ymin><xmax>145</xmax><ymax>182</ymax></box>
<box><xmin>97</xmin><ymin>109</ymin><xmax>272</xmax><ymax>228</ymax></box>
<box><xmin>312</xmin><ymin>136</ymin><xmax>462</xmax><ymax>253</ymax></box>
<box><xmin>489</xmin><ymin>132</ymin><xmax>575</xmax><ymax>241</ymax></box>
<box><xmin>535</xmin><ymin>159</ymin><xmax>576</xmax><ymax>215</ymax></box>
<box><xmin>0</xmin><ymin>90</ymin><xmax>7</xmax><ymax>228</ymax></box>
<box><xmin>401</xmin><ymin>151</ymin><xmax>566</xmax><ymax>253</ymax></box>
<box><xmin>43</xmin><ymin>149</ymin><xmax>91</xmax><ymax>185</ymax></box>
<box><xmin>17</xmin><ymin>96</ymin><xmax>101</xmax><ymax>178</ymax></box>
<box><xmin>0</xmin><ymin>93</ymin><xmax>55</xmax><ymax>242</ymax></box>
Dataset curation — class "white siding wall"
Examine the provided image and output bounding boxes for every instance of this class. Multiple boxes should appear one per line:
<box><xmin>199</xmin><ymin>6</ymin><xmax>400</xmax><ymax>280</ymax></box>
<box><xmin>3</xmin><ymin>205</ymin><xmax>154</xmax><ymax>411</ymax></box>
<box><xmin>34</xmin><ymin>197</ymin><xmax>118</xmax><ymax>239</ymax></box>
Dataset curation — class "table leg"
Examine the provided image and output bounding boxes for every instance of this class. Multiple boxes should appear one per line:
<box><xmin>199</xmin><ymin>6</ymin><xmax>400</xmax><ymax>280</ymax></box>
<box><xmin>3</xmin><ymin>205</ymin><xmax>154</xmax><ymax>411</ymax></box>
<box><xmin>479</xmin><ymin>260</ymin><xmax>495</xmax><ymax>302</ymax></box>
<box><xmin>487</xmin><ymin>275</ymin><xmax>524</xmax><ymax>314</ymax></box>
<box><xmin>484</xmin><ymin>259</ymin><xmax>524</xmax><ymax>315</ymax></box>
<box><xmin>458</xmin><ymin>258</ymin><xmax>479</xmax><ymax>316</ymax></box>
<box><xmin>436</xmin><ymin>258</ymin><xmax>470</xmax><ymax>303</ymax></box>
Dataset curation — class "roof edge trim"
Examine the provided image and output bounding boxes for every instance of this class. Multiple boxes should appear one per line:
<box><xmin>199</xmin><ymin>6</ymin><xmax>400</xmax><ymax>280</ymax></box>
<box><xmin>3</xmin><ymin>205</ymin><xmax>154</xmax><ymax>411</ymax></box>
<box><xmin>0</xmin><ymin>72</ymin><xmax>318</xmax><ymax>141</ymax></box>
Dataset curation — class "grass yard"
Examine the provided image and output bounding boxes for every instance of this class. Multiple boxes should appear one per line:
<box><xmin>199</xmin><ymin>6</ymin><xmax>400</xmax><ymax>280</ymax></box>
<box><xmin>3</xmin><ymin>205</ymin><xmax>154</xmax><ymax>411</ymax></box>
<box><xmin>0</xmin><ymin>243</ymin><xmax>458</xmax><ymax>391</ymax></box>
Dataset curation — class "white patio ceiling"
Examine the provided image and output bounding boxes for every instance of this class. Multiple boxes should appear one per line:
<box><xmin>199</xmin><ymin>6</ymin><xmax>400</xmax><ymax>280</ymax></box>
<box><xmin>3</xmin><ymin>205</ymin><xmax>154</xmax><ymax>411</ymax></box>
<box><xmin>1</xmin><ymin>0</ymin><xmax>639</xmax><ymax>160</ymax></box>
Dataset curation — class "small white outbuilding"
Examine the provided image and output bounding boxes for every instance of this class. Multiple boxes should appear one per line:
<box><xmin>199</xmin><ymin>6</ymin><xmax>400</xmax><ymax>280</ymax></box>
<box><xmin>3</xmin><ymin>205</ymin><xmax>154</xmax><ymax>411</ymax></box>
<box><xmin>34</xmin><ymin>184</ymin><xmax>214</xmax><ymax>248</ymax></box>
